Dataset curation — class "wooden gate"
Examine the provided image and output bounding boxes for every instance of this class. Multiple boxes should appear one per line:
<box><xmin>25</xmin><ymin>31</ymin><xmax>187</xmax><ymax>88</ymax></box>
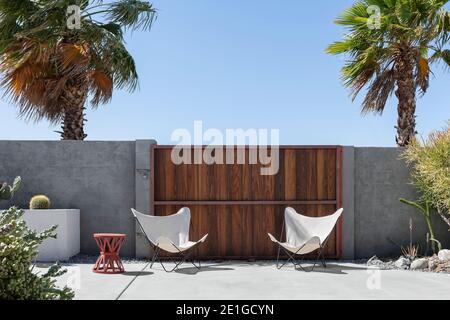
<box><xmin>151</xmin><ymin>146</ymin><xmax>343</xmax><ymax>259</ymax></box>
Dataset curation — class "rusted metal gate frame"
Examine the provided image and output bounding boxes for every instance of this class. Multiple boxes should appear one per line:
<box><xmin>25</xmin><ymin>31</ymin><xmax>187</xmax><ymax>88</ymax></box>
<box><xmin>150</xmin><ymin>145</ymin><xmax>343</xmax><ymax>259</ymax></box>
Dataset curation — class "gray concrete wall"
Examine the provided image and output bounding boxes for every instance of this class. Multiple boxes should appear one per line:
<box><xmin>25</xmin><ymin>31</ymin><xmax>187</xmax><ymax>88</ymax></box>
<box><xmin>0</xmin><ymin>141</ymin><xmax>136</xmax><ymax>256</ymax></box>
<box><xmin>342</xmin><ymin>146</ymin><xmax>355</xmax><ymax>260</ymax></box>
<box><xmin>1</xmin><ymin>142</ymin><xmax>449</xmax><ymax>259</ymax></box>
<box><xmin>353</xmin><ymin>148</ymin><xmax>450</xmax><ymax>259</ymax></box>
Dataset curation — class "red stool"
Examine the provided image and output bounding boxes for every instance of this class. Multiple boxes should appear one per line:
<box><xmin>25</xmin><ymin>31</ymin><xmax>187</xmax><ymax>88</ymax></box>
<box><xmin>93</xmin><ymin>233</ymin><xmax>126</xmax><ymax>274</ymax></box>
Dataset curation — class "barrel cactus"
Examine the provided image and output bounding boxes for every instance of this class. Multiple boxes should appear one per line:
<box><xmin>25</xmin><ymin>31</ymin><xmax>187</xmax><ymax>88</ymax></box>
<box><xmin>29</xmin><ymin>195</ymin><xmax>51</xmax><ymax>210</ymax></box>
<box><xmin>0</xmin><ymin>176</ymin><xmax>21</xmax><ymax>202</ymax></box>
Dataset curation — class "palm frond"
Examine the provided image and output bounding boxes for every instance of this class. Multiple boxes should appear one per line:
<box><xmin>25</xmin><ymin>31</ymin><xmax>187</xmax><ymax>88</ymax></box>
<box><xmin>0</xmin><ymin>0</ymin><xmax>157</xmax><ymax>123</ymax></box>
<box><xmin>416</xmin><ymin>56</ymin><xmax>430</xmax><ymax>94</ymax></box>
<box><xmin>327</xmin><ymin>0</ymin><xmax>450</xmax><ymax>115</ymax></box>
<box><xmin>430</xmin><ymin>48</ymin><xmax>450</xmax><ymax>67</ymax></box>
<box><xmin>90</xmin><ymin>70</ymin><xmax>113</xmax><ymax>106</ymax></box>
<box><xmin>106</xmin><ymin>0</ymin><xmax>157</xmax><ymax>31</ymax></box>
<box><xmin>361</xmin><ymin>68</ymin><xmax>396</xmax><ymax>114</ymax></box>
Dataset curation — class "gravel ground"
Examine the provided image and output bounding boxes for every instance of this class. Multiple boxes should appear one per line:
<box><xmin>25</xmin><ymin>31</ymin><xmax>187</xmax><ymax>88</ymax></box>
<box><xmin>33</xmin><ymin>253</ymin><xmax>449</xmax><ymax>274</ymax></box>
<box><xmin>366</xmin><ymin>255</ymin><xmax>450</xmax><ymax>273</ymax></box>
<box><xmin>42</xmin><ymin>254</ymin><xmax>373</xmax><ymax>266</ymax></box>
<box><xmin>65</xmin><ymin>254</ymin><xmax>146</xmax><ymax>264</ymax></box>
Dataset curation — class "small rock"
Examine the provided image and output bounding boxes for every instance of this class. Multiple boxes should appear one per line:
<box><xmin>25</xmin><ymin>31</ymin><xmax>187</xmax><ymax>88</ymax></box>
<box><xmin>438</xmin><ymin>250</ymin><xmax>450</xmax><ymax>262</ymax></box>
<box><xmin>410</xmin><ymin>258</ymin><xmax>429</xmax><ymax>270</ymax></box>
<box><xmin>394</xmin><ymin>256</ymin><xmax>410</xmax><ymax>269</ymax></box>
<box><xmin>428</xmin><ymin>255</ymin><xmax>439</xmax><ymax>270</ymax></box>
<box><xmin>366</xmin><ymin>255</ymin><xmax>394</xmax><ymax>269</ymax></box>
<box><xmin>367</xmin><ymin>255</ymin><xmax>381</xmax><ymax>266</ymax></box>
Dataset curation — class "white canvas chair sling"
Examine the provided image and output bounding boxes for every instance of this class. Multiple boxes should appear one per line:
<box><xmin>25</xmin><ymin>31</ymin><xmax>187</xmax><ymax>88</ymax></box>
<box><xmin>131</xmin><ymin>208</ymin><xmax>208</xmax><ymax>272</ymax></box>
<box><xmin>268</xmin><ymin>207</ymin><xmax>343</xmax><ymax>272</ymax></box>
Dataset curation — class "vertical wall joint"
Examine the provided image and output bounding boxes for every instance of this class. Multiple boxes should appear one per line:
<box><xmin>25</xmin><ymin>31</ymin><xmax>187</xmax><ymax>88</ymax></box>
<box><xmin>135</xmin><ymin>139</ymin><xmax>157</xmax><ymax>258</ymax></box>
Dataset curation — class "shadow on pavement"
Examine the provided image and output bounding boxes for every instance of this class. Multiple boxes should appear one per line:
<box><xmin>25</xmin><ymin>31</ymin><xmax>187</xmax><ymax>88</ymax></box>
<box><xmin>291</xmin><ymin>263</ymin><xmax>369</xmax><ymax>275</ymax></box>
<box><xmin>122</xmin><ymin>271</ymin><xmax>154</xmax><ymax>277</ymax></box>
<box><xmin>175</xmin><ymin>265</ymin><xmax>235</xmax><ymax>275</ymax></box>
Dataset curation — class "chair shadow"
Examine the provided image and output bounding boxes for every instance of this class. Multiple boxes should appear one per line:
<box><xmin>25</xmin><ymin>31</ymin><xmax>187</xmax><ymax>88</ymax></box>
<box><xmin>175</xmin><ymin>265</ymin><xmax>235</xmax><ymax>275</ymax></box>
<box><xmin>121</xmin><ymin>271</ymin><xmax>154</xmax><ymax>277</ymax></box>
<box><xmin>293</xmin><ymin>263</ymin><xmax>369</xmax><ymax>275</ymax></box>
<box><xmin>210</xmin><ymin>261</ymin><xmax>369</xmax><ymax>275</ymax></box>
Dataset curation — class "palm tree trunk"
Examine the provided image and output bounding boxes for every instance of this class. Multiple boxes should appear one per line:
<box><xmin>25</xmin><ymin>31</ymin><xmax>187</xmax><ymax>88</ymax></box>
<box><xmin>394</xmin><ymin>45</ymin><xmax>417</xmax><ymax>147</ymax></box>
<box><xmin>60</xmin><ymin>80</ymin><xmax>89</xmax><ymax>140</ymax></box>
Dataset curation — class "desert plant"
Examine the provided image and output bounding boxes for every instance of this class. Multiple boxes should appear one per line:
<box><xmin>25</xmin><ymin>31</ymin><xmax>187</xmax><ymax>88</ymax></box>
<box><xmin>0</xmin><ymin>207</ymin><xmax>74</xmax><ymax>300</ymax></box>
<box><xmin>0</xmin><ymin>1</ymin><xmax>157</xmax><ymax>140</ymax></box>
<box><xmin>327</xmin><ymin>0</ymin><xmax>450</xmax><ymax>146</ymax></box>
<box><xmin>30</xmin><ymin>195</ymin><xmax>51</xmax><ymax>210</ymax></box>
<box><xmin>401</xmin><ymin>244</ymin><xmax>419</xmax><ymax>260</ymax></box>
<box><xmin>401</xmin><ymin>218</ymin><xmax>419</xmax><ymax>259</ymax></box>
<box><xmin>0</xmin><ymin>176</ymin><xmax>21</xmax><ymax>202</ymax></box>
<box><xmin>402</xmin><ymin>123</ymin><xmax>450</xmax><ymax>229</ymax></box>
<box><xmin>400</xmin><ymin>198</ymin><xmax>441</xmax><ymax>253</ymax></box>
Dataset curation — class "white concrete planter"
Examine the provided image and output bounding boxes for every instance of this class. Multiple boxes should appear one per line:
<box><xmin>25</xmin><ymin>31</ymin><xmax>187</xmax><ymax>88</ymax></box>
<box><xmin>23</xmin><ymin>209</ymin><xmax>80</xmax><ymax>262</ymax></box>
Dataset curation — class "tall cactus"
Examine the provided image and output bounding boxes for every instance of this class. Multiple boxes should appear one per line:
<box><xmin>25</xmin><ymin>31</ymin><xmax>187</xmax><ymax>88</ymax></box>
<box><xmin>0</xmin><ymin>176</ymin><xmax>21</xmax><ymax>202</ymax></box>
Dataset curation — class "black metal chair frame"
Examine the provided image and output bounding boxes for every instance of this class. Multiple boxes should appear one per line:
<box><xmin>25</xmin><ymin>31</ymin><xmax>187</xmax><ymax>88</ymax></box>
<box><xmin>134</xmin><ymin>215</ymin><xmax>204</xmax><ymax>273</ymax></box>
<box><xmin>274</xmin><ymin>220</ymin><xmax>328</xmax><ymax>272</ymax></box>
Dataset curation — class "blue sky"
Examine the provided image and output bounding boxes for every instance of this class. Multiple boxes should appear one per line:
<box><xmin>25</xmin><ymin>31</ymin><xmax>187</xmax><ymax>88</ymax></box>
<box><xmin>1</xmin><ymin>0</ymin><xmax>449</xmax><ymax>146</ymax></box>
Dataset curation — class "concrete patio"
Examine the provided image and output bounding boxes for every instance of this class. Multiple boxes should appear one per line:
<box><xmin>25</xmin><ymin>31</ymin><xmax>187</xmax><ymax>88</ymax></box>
<box><xmin>37</xmin><ymin>261</ymin><xmax>450</xmax><ymax>300</ymax></box>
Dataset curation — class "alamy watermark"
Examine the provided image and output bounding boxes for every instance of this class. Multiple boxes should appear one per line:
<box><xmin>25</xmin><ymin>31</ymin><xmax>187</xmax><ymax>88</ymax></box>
<box><xmin>67</xmin><ymin>5</ymin><xmax>81</xmax><ymax>30</ymax></box>
<box><xmin>170</xmin><ymin>121</ymin><xmax>280</xmax><ymax>176</ymax></box>
<box><xmin>366</xmin><ymin>267</ymin><xmax>382</xmax><ymax>290</ymax></box>
<box><xmin>367</xmin><ymin>5</ymin><xmax>381</xmax><ymax>30</ymax></box>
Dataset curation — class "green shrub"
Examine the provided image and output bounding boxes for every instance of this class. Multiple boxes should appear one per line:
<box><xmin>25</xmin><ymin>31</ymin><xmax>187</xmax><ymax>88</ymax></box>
<box><xmin>402</xmin><ymin>122</ymin><xmax>450</xmax><ymax>229</ymax></box>
<box><xmin>29</xmin><ymin>195</ymin><xmax>51</xmax><ymax>210</ymax></box>
<box><xmin>0</xmin><ymin>176</ymin><xmax>21</xmax><ymax>202</ymax></box>
<box><xmin>0</xmin><ymin>207</ymin><xmax>74</xmax><ymax>300</ymax></box>
<box><xmin>399</xmin><ymin>198</ymin><xmax>441</xmax><ymax>254</ymax></box>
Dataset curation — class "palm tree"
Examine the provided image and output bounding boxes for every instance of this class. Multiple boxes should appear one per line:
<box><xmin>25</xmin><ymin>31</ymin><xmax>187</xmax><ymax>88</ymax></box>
<box><xmin>0</xmin><ymin>0</ymin><xmax>156</xmax><ymax>140</ymax></box>
<box><xmin>327</xmin><ymin>0</ymin><xmax>450</xmax><ymax>146</ymax></box>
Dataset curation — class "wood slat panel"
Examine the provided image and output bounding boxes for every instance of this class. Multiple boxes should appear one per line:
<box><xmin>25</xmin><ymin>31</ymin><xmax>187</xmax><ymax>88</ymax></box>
<box><xmin>152</xmin><ymin>146</ymin><xmax>342</xmax><ymax>259</ymax></box>
<box><xmin>154</xmin><ymin>204</ymin><xmax>338</xmax><ymax>259</ymax></box>
<box><xmin>154</xmin><ymin>148</ymin><xmax>337</xmax><ymax>202</ymax></box>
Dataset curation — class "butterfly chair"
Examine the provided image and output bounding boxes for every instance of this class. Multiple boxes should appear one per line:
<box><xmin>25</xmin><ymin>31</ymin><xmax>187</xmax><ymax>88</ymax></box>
<box><xmin>268</xmin><ymin>207</ymin><xmax>343</xmax><ymax>272</ymax></box>
<box><xmin>131</xmin><ymin>208</ymin><xmax>208</xmax><ymax>272</ymax></box>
